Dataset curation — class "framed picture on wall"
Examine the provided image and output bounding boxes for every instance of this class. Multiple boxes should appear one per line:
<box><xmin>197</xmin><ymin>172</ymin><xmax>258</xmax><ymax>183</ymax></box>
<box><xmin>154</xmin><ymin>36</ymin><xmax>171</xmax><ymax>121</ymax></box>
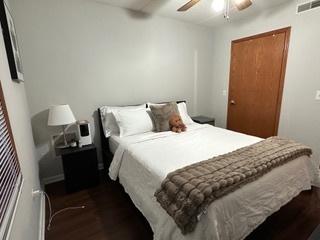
<box><xmin>0</xmin><ymin>1</ymin><xmax>24</xmax><ymax>82</ymax></box>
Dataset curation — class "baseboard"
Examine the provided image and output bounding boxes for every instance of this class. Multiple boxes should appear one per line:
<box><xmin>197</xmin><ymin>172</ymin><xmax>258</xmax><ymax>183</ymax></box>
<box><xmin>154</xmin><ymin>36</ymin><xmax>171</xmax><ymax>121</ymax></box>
<box><xmin>41</xmin><ymin>163</ymin><xmax>104</xmax><ymax>185</ymax></box>
<box><xmin>38</xmin><ymin>193</ymin><xmax>45</xmax><ymax>240</ymax></box>
<box><xmin>41</xmin><ymin>174</ymin><xmax>65</xmax><ymax>186</ymax></box>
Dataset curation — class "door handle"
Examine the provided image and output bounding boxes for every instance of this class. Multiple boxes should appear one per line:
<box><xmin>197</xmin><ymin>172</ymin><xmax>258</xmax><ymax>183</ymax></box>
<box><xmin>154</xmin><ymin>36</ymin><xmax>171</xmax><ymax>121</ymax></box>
<box><xmin>230</xmin><ymin>100</ymin><xmax>236</xmax><ymax>105</ymax></box>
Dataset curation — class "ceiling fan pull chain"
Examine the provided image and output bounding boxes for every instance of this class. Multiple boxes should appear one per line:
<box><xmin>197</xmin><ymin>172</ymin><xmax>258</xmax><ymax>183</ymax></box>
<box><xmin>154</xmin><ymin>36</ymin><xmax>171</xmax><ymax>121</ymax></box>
<box><xmin>224</xmin><ymin>0</ymin><xmax>230</xmax><ymax>20</ymax></box>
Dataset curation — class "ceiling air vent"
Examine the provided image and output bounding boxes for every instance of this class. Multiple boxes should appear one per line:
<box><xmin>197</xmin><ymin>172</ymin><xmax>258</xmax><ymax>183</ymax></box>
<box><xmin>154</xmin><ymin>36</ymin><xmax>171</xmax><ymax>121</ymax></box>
<box><xmin>297</xmin><ymin>0</ymin><xmax>320</xmax><ymax>13</ymax></box>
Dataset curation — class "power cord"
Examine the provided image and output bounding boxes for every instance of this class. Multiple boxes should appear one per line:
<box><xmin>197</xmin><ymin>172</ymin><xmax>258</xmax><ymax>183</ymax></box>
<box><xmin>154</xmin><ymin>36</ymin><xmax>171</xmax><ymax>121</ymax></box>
<box><xmin>34</xmin><ymin>190</ymin><xmax>85</xmax><ymax>231</ymax></box>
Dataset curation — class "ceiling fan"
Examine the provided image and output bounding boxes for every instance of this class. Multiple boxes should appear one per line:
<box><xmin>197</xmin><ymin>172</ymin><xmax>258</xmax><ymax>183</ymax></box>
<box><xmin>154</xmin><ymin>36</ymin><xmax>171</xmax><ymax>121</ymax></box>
<box><xmin>177</xmin><ymin>0</ymin><xmax>253</xmax><ymax>18</ymax></box>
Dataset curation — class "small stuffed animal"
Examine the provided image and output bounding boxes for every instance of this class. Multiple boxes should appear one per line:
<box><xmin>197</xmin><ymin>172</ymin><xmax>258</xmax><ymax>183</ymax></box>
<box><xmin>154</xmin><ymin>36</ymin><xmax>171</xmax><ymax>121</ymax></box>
<box><xmin>169</xmin><ymin>114</ymin><xmax>187</xmax><ymax>133</ymax></box>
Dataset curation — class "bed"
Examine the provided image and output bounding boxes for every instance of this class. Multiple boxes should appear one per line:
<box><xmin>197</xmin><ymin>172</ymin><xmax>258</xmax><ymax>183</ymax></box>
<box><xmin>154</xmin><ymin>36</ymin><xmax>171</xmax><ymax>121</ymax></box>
<box><xmin>97</xmin><ymin>103</ymin><xmax>319</xmax><ymax>240</ymax></box>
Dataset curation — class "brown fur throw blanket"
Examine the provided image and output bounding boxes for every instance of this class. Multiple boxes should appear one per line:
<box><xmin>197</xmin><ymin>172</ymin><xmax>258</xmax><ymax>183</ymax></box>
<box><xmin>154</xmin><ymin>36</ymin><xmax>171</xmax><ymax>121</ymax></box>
<box><xmin>155</xmin><ymin>137</ymin><xmax>312</xmax><ymax>234</ymax></box>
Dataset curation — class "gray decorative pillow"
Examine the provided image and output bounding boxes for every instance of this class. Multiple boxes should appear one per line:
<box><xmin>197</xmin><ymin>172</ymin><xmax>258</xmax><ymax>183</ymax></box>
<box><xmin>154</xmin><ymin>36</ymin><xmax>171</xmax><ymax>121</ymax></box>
<box><xmin>150</xmin><ymin>102</ymin><xmax>178</xmax><ymax>132</ymax></box>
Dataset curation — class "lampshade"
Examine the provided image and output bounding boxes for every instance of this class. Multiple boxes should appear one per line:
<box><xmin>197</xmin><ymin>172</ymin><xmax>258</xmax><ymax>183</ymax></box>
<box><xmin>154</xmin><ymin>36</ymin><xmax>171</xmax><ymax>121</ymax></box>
<box><xmin>48</xmin><ymin>104</ymin><xmax>76</xmax><ymax>126</ymax></box>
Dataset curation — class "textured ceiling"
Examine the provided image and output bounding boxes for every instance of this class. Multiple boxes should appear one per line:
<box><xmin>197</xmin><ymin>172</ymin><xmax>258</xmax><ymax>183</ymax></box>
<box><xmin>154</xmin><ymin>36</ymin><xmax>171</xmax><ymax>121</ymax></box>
<box><xmin>95</xmin><ymin>0</ymin><xmax>293</xmax><ymax>26</ymax></box>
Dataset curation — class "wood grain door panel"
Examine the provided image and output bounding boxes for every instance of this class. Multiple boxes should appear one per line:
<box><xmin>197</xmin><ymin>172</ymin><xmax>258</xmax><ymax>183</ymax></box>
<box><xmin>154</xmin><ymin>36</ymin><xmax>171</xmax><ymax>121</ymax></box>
<box><xmin>227</xmin><ymin>28</ymin><xmax>291</xmax><ymax>138</ymax></box>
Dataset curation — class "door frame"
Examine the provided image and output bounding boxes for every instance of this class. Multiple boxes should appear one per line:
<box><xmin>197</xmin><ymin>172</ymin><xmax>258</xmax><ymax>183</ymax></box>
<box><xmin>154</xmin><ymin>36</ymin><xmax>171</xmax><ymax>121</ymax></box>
<box><xmin>227</xmin><ymin>27</ymin><xmax>291</xmax><ymax>136</ymax></box>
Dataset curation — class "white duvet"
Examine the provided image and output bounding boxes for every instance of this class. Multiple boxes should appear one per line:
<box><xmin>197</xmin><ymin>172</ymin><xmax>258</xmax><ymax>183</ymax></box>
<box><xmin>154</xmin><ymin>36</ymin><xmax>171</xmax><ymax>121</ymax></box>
<box><xmin>109</xmin><ymin>124</ymin><xmax>319</xmax><ymax>240</ymax></box>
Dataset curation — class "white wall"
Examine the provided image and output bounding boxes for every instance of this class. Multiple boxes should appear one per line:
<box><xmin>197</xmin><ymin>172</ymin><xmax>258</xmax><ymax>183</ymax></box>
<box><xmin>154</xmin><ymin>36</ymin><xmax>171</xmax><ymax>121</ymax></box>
<box><xmin>211</xmin><ymin>1</ymin><xmax>320</xmax><ymax>162</ymax></box>
<box><xmin>9</xmin><ymin>0</ymin><xmax>214</xmax><ymax>180</ymax></box>
<box><xmin>0</xmin><ymin>3</ymin><xmax>41</xmax><ymax>240</ymax></box>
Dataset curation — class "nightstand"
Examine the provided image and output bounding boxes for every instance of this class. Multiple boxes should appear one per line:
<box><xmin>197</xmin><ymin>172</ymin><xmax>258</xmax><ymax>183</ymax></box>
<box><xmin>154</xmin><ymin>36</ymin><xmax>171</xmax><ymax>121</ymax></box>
<box><xmin>60</xmin><ymin>144</ymin><xmax>99</xmax><ymax>193</ymax></box>
<box><xmin>192</xmin><ymin>116</ymin><xmax>215</xmax><ymax>126</ymax></box>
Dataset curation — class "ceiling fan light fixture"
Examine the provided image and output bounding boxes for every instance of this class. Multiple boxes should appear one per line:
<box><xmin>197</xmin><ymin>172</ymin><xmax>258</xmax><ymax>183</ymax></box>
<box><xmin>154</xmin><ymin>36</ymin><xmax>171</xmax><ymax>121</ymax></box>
<box><xmin>234</xmin><ymin>0</ymin><xmax>252</xmax><ymax>11</ymax></box>
<box><xmin>211</xmin><ymin>0</ymin><xmax>225</xmax><ymax>12</ymax></box>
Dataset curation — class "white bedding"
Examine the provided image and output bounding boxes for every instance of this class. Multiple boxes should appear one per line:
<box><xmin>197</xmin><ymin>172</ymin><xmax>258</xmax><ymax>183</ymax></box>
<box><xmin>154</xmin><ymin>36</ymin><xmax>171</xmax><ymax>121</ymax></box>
<box><xmin>109</xmin><ymin>135</ymin><xmax>121</xmax><ymax>154</ymax></box>
<box><xmin>109</xmin><ymin>124</ymin><xmax>319</xmax><ymax>240</ymax></box>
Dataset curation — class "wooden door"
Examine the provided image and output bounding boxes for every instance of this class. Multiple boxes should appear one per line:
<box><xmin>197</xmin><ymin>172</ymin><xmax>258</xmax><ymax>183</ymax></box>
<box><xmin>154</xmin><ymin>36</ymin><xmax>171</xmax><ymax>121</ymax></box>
<box><xmin>227</xmin><ymin>27</ymin><xmax>291</xmax><ymax>138</ymax></box>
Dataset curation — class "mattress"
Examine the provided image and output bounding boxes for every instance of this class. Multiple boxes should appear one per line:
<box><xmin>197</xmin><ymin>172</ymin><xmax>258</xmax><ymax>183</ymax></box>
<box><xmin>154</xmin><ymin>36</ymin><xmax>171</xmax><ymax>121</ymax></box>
<box><xmin>108</xmin><ymin>123</ymin><xmax>320</xmax><ymax>240</ymax></box>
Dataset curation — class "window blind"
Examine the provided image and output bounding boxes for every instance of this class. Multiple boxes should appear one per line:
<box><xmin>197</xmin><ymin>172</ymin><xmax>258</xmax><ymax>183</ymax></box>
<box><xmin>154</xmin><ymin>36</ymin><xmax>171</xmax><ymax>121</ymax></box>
<box><xmin>0</xmin><ymin>82</ymin><xmax>22</xmax><ymax>239</ymax></box>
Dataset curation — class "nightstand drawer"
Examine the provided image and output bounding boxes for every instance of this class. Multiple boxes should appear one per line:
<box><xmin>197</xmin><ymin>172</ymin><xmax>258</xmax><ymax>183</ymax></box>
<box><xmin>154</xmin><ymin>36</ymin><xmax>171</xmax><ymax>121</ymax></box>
<box><xmin>61</xmin><ymin>145</ymin><xmax>99</xmax><ymax>193</ymax></box>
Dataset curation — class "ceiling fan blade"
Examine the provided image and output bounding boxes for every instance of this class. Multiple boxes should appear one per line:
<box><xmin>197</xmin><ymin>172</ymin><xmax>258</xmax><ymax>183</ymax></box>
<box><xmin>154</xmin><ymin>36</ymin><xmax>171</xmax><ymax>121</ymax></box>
<box><xmin>177</xmin><ymin>0</ymin><xmax>201</xmax><ymax>12</ymax></box>
<box><xmin>234</xmin><ymin>0</ymin><xmax>252</xmax><ymax>11</ymax></box>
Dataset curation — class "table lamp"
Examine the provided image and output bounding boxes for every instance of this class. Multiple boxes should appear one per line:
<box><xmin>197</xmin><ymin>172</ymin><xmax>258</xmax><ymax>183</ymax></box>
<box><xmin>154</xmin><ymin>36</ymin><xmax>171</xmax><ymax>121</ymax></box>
<box><xmin>48</xmin><ymin>104</ymin><xmax>76</xmax><ymax>148</ymax></box>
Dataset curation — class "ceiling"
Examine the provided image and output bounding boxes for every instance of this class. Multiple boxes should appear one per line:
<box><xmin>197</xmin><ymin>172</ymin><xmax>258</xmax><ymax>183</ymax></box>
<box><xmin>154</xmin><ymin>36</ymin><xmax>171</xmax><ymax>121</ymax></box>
<box><xmin>95</xmin><ymin>0</ymin><xmax>293</xmax><ymax>26</ymax></box>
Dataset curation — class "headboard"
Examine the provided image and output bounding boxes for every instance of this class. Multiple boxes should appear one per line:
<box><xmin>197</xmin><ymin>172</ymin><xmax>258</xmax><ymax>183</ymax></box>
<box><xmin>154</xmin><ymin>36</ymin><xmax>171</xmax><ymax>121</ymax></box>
<box><xmin>97</xmin><ymin>101</ymin><xmax>186</xmax><ymax>171</ymax></box>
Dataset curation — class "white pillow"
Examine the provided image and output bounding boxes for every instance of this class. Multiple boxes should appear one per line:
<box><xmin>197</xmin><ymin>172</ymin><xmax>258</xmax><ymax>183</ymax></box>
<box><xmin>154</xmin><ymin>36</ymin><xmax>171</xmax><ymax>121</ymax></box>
<box><xmin>114</xmin><ymin>108</ymin><xmax>154</xmax><ymax>137</ymax></box>
<box><xmin>177</xmin><ymin>102</ymin><xmax>194</xmax><ymax>125</ymax></box>
<box><xmin>99</xmin><ymin>104</ymin><xmax>145</xmax><ymax>137</ymax></box>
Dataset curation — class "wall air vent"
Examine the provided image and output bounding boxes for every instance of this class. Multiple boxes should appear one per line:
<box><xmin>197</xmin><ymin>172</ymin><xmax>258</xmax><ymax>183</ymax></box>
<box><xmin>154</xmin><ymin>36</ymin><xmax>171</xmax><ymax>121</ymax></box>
<box><xmin>297</xmin><ymin>0</ymin><xmax>320</xmax><ymax>13</ymax></box>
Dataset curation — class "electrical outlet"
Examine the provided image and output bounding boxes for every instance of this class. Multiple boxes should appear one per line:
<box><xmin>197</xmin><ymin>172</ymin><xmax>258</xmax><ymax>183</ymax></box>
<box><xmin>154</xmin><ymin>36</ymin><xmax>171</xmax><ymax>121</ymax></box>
<box><xmin>32</xmin><ymin>189</ymin><xmax>42</xmax><ymax>197</ymax></box>
<box><xmin>315</xmin><ymin>90</ymin><xmax>320</xmax><ymax>100</ymax></box>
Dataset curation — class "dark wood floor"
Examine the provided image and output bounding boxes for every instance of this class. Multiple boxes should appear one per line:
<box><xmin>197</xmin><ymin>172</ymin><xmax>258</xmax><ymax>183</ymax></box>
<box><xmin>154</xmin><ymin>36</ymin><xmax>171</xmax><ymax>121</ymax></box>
<box><xmin>45</xmin><ymin>174</ymin><xmax>320</xmax><ymax>240</ymax></box>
